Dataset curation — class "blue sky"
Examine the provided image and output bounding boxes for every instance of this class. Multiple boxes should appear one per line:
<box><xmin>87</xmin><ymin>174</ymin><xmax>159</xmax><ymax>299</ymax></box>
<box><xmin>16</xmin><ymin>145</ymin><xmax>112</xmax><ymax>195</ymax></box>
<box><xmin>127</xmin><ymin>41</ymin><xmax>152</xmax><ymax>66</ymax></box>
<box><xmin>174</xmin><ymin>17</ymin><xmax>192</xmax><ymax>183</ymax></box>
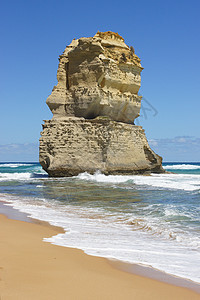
<box><xmin>0</xmin><ymin>0</ymin><xmax>200</xmax><ymax>162</ymax></box>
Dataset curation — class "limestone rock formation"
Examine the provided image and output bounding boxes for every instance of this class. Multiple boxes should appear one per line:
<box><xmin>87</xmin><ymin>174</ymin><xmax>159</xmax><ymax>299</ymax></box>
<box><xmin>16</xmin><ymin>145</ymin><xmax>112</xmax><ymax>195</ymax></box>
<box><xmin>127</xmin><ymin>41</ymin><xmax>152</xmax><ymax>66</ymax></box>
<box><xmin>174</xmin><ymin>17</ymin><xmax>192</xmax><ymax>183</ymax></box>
<box><xmin>39</xmin><ymin>31</ymin><xmax>164</xmax><ymax>176</ymax></box>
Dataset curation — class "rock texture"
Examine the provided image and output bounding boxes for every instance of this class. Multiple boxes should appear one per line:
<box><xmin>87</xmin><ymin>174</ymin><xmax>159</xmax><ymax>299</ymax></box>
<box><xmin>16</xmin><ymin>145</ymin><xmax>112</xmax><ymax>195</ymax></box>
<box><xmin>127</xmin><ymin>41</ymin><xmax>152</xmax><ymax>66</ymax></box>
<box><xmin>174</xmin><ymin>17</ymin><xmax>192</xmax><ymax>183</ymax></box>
<box><xmin>39</xmin><ymin>31</ymin><xmax>164</xmax><ymax>176</ymax></box>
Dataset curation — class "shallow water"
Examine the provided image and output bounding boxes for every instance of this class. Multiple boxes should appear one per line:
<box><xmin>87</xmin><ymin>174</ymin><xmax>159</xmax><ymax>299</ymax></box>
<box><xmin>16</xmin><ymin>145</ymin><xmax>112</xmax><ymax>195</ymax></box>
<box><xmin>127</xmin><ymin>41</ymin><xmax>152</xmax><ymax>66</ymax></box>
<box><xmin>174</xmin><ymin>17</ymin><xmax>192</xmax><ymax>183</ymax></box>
<box><xmin>0</xmin><ymin>162</ymin><xmax>199</xmax><ymax>283</ymax></box>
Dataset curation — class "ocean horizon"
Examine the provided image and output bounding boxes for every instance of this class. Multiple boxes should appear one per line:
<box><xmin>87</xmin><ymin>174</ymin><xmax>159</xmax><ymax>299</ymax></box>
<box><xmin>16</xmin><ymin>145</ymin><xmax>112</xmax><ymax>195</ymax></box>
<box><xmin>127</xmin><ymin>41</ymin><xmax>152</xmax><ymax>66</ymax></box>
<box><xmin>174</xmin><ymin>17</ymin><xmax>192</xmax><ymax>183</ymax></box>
<box><xmin>0</xmin><ymin>161</ymin><xmax>199</xmax><ymax>284</ymax></box>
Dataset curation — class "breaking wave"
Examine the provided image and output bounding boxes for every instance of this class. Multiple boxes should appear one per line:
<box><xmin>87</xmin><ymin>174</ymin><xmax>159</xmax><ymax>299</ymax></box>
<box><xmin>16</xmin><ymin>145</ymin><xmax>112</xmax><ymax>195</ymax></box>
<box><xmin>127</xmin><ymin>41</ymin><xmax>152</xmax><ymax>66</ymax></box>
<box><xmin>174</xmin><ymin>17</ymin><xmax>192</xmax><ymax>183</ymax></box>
<box><xmin>77</xmin><ymin>172</ymin><xmax>200</xmax><ymax>191</ymax></box>
<box><xmin>164</xmin><ymin>164</ymin><xmax>200</xmax><ymax>170</ymax></box>
<box><xmin>0</xmin><ymin>163</ymin><xmax>34</xmax><ymax>168</ymax></box>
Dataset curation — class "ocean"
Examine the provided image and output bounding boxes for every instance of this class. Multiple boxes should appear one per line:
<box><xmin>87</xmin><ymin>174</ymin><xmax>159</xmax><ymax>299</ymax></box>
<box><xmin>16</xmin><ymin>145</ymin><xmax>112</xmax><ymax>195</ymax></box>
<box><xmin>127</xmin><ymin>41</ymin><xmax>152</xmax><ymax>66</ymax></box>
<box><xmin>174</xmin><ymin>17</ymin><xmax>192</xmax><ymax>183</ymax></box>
<box><xmin>0</xmin><ymin>162</ymin><xmax>199</xmax><ymax>284</ymax></box>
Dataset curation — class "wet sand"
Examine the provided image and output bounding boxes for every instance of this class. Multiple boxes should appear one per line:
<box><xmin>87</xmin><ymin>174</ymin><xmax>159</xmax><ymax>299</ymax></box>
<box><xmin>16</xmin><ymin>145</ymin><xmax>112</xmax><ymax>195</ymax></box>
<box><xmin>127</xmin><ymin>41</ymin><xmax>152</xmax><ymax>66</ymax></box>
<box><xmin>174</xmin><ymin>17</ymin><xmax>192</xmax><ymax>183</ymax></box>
<box><xmin>0</xmin><ymin>203</ymin><xmax>200</xmax><ymax>299</ymax></box>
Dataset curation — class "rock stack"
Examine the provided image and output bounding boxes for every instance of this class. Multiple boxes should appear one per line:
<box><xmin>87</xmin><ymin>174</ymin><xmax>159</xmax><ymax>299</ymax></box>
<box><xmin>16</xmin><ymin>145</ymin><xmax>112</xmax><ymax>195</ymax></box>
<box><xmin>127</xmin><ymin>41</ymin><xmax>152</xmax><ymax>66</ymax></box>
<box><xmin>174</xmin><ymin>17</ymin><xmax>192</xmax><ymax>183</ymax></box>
<box><xmin>39</xmin><ymin>31</ymin><xmax>164</xmax><ymax>176</ymax></box>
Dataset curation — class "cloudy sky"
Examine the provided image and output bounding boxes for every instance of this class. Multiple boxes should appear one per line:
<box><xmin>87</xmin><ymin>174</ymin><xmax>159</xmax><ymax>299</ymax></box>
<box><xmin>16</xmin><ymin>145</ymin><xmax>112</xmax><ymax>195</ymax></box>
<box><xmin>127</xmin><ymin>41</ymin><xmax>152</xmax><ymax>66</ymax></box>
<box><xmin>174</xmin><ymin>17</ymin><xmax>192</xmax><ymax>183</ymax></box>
<box><xmin>149</xmin><ymin>136</ymin><xmax>200</xmax><ymax>162</ymax></box>
<box><xmin>0</xmin><ymin>0</ymin><xmax>200</xmax><ymax>162</ymax></box>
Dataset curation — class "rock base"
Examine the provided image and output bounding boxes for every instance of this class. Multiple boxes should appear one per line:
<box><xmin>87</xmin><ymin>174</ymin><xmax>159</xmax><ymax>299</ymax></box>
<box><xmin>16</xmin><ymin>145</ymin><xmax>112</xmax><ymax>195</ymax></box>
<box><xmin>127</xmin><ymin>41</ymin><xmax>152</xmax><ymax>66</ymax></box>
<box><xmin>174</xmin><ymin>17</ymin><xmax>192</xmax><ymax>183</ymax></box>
<box><xmin>39</xmin><ymin>117</ymin><xmax>164</xmax><ymax>177</ymax></box>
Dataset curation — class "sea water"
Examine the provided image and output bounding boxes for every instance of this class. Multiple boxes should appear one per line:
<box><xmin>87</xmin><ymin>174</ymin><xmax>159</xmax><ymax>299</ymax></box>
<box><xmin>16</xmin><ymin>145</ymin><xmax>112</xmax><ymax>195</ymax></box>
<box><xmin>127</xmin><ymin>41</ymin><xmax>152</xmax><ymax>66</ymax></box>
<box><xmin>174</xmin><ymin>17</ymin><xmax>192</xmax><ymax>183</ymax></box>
<box><xmin>0</xmin><ymin>162</ymin><xmax>199</xmax><ymax>283</ymax></box>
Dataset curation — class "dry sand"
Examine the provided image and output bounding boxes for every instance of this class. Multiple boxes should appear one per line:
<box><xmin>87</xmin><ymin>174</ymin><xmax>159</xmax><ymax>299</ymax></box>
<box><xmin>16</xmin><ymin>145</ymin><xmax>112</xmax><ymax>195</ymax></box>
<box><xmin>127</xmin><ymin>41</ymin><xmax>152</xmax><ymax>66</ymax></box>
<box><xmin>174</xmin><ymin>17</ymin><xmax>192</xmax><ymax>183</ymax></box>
<box><xmin>0</xmin><ymin>214</ymin><xmax>200</xmax><ymax>300</ymax></box>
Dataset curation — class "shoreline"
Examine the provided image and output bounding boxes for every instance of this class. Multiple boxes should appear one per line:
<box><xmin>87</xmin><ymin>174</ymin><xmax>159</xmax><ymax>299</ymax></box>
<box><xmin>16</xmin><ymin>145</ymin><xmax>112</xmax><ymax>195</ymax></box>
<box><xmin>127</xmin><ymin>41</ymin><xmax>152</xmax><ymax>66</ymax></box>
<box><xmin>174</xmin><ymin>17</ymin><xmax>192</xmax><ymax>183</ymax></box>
<box><xmin>109</xmin><ymin>260</ymin><xmax>200</xmax><ymax>293</ymax></box>
<box><xmin>0</xmin><ymin>201</ymin><xmax>200</xmax><ymax>299</ymax></box>
<box><xmin>1</xmin><ymin>199</ymin><xmax>200</xmax><ymax>292</ymax></box>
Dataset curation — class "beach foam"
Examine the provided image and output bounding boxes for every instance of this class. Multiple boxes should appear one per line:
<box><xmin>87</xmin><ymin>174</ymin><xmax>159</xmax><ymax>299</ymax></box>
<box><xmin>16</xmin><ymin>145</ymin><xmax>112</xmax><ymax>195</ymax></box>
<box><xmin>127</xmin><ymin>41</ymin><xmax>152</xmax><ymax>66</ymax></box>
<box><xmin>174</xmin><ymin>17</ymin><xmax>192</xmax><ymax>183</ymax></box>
<box><xmin>1</xmin><ymin>191</ymin><xmax>200</xmax><ymax>284</ymax></box>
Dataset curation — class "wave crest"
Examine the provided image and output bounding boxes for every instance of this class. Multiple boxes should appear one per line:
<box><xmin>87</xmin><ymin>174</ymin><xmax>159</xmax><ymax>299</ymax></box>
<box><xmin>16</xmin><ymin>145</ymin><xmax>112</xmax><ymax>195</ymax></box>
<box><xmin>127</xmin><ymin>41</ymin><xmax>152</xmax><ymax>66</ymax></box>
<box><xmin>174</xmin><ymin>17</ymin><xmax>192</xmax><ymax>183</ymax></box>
<box><xmin>164</xmin><ymin>164</ymin><xmax>200</xmax><ymax>170</ymax></box>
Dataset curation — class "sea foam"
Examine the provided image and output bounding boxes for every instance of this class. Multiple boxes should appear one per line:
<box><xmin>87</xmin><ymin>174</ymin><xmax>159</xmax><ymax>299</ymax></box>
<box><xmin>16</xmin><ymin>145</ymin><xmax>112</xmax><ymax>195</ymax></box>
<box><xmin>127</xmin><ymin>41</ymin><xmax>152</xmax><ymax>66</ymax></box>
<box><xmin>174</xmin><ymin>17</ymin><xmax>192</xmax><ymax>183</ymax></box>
<box><xmin>164</xmin><ymin>164</ymin><xmax>200</xmax><ymax>170</ymax></box>
<box><xmin>0</xmin><ymin>163</ymin><xmax>34</xmax><ymax>168</ymax></box>
<box><xmin>77</xmin><ymin>172</ymin><xmax>200</xmax><ymax>191</ymax></box>
<box><xmin>0</xmin><ymin>172</ymin><xmax>32</xmax><ymax>181</ymax></box>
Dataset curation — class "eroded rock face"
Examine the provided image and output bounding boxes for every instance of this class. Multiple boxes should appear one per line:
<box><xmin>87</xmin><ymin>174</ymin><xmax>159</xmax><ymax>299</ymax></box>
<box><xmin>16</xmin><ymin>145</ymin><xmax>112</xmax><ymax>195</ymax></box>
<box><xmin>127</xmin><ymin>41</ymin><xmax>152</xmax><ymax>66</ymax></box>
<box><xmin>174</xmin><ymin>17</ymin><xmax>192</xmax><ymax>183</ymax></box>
<box><xmin>40</xmin><ymin>31</ymin><xmax>164</xmax><ymax>176</ymax></box>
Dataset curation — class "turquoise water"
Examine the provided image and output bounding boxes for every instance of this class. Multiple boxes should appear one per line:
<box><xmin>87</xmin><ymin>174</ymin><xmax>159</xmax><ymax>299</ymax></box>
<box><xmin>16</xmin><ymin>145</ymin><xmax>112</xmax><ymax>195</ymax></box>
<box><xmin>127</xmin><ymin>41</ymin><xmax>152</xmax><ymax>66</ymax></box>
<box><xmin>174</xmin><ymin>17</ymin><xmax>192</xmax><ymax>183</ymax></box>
<box><xmin>0</xmin><ymin>162</ymin><xmax>199</xmax><ymax>283</ymax></box>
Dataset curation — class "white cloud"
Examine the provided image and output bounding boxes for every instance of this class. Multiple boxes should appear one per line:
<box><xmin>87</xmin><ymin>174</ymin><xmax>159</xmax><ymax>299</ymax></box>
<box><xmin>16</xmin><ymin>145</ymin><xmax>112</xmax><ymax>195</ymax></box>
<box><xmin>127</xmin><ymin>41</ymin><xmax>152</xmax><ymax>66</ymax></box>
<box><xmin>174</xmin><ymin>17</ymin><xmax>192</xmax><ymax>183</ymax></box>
<box><xmin>148</xmin><ymin>136</ymin><xmax>200</xmax><ymax>162</ymax></box>
<box><xmin>176</xmin><ymin>137</ymin><xmax>187</xmax><ymax>143</ymax></box>
<box><xmin>149</xmin><ymin>139</ymin><xmax>158</xmax><ymax>146</ymax></box>
<box><xmin>0</xmin><ymin>143</ymin><xmax>39</xmax><ymax>162</ymax></box>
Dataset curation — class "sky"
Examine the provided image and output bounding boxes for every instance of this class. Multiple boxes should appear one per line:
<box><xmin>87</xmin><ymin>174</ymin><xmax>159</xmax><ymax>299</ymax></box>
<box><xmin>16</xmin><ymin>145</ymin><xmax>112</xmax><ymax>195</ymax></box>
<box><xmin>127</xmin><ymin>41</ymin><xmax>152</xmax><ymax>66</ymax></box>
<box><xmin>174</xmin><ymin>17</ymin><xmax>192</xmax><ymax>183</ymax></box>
<box><xmin>0</xmin><ymin>0</ymin><xmax>200</xmax><ymax>162</ymax></box>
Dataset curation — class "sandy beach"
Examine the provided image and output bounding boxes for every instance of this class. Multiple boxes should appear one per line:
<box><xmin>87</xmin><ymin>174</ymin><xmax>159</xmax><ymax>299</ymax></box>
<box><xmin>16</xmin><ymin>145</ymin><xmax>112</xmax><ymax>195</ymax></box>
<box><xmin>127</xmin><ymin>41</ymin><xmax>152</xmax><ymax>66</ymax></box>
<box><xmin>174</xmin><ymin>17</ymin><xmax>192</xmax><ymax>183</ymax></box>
<box><xmin>0</xmin><ymin>210</ymin><xmax>200</xmax><ymax>299</ymax></box>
